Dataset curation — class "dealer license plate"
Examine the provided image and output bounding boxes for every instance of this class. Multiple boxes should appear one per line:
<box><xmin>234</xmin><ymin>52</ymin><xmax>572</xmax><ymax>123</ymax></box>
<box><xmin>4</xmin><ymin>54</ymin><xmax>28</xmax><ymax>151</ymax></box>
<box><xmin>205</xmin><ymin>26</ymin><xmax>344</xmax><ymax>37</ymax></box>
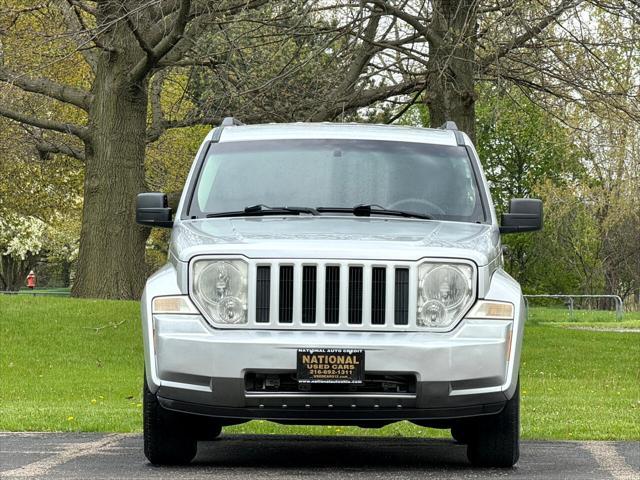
<box><xmin>297</xmin><ymin>348</ymin><xmax>364</xmax><ymax>384</ymax></box>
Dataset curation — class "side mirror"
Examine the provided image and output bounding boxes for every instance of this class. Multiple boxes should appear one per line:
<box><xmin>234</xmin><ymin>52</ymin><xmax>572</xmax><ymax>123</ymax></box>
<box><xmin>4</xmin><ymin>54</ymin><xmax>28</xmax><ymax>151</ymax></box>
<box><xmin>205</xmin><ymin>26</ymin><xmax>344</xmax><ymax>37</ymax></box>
<box><xmin>136</xmin><ymin>193</ymin><xmax>173</xmax><ymax>228</ymax></box>
<box><xmin>500</xmin><ymin>198</ymin><xmax>543</xmax><ymax>234</ymax></box>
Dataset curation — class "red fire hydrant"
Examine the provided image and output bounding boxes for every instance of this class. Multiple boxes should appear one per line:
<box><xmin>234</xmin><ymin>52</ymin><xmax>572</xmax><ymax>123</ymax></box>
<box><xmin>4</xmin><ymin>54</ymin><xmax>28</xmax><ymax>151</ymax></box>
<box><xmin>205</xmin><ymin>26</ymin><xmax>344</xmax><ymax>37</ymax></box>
<box><xmin>26</xmin><ymin>271</ymin><xmax>37</xmax><ymax>290</ymax></box>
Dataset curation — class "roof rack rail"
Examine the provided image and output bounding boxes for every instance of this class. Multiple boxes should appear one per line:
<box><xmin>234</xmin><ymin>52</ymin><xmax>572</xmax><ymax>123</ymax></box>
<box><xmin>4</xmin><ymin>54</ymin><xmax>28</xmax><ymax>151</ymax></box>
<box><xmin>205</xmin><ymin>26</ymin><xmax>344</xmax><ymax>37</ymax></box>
<box><xmin>439</xmin><ymin>121</ymin><xmax>459</xmax><ymax>131</ymax></box>
<box><xmin>438</xmin><ymin>120</ymin><xmax>465</xmax><ymax>146</ymax></box>
<box><xmin>220</xmin><ymin>117</ymin><xmax>245</xmax><ymax>127</ymax></box>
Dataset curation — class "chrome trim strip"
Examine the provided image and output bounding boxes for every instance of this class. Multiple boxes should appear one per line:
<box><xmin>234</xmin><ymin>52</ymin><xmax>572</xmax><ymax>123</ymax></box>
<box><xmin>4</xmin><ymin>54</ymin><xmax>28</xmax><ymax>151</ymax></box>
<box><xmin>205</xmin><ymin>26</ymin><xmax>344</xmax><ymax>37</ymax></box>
<box><xmin>244</xmin><ymin>392</ymin><xmax>416</xmax><ymax>399</ymax></box>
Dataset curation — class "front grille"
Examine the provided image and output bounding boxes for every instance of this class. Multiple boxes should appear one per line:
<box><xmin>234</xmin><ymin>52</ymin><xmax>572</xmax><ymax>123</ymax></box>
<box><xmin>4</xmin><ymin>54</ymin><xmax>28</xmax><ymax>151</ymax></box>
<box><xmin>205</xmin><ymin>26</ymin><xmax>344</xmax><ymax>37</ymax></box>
<box><xmin>245</xmin><ymin>260</ymin><xmax>419</xmax><ymax>330</ymax></box>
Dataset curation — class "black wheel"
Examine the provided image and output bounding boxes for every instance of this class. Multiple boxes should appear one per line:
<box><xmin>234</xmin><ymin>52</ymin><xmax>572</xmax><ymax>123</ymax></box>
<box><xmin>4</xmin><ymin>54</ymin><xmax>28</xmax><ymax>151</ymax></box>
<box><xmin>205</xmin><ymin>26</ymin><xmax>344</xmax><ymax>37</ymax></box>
<box><xmin>466</xmin><ymin>381</ymin><xmax>520</xmax><ymax>467</ymax></box>
<box><xmin>451</xmin><ymin>424</ymin><xmax>471</xmax><ymax>444</ymax></box>
<box><xmin>193</xmin><ymin>418</ymin><xmax>222</xmax><ymax>441</ymax></box>
<box><xmin>143</xmin><ymin>377</ymin><xmax>198</xmax><ymax>465</ymax></box>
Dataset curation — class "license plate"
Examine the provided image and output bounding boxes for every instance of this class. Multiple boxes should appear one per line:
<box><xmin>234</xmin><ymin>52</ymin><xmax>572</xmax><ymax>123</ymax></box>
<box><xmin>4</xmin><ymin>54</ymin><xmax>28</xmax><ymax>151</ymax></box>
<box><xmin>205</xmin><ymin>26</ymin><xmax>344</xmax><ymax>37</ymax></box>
<box><xmin>297</xmin><ymin>348</ymin><xmax>364</xmax><ymax>384</ymax></box>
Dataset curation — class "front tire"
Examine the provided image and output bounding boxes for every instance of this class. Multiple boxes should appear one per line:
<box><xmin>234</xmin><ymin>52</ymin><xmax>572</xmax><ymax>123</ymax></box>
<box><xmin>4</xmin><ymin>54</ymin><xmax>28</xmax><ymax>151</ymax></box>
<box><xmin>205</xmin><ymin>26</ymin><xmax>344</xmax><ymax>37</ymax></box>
<box><xmin>143</xmin><ymin>378</ymin><xmax>198</xmax><ymax>465</ymax></box>
<box><xmin>466</xmin><ymin>381</ymin><xmax>520</xmax><ymax>467</ymax></box>
<box><xmin>451</xmin><ymin>424</ymin><xmax>471</xmax><ymax>444</ymax></box>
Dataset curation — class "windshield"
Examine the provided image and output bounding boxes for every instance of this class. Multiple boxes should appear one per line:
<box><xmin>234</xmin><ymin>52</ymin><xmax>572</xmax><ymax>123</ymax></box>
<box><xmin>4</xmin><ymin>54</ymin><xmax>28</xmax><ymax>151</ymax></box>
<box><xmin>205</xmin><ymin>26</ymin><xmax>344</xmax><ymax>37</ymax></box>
<box><xmin>190</xmin><ymin>139</ymin><xmax>486</xmax><ymax>223</ymax></box>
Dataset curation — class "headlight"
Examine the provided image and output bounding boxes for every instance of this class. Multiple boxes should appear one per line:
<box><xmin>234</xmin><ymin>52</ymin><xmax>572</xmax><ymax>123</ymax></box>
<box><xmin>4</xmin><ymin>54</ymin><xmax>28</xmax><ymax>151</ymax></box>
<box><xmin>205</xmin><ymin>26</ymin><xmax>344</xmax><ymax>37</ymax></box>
<box><xmin>417</xmin><ymin>263</ymin><xmax>474</xmax><ymax>329</ymax></box>
<box><xmin>192</xmin><ymin>259</ymin><xmax>248</xmax><ymax>324</ymax></box>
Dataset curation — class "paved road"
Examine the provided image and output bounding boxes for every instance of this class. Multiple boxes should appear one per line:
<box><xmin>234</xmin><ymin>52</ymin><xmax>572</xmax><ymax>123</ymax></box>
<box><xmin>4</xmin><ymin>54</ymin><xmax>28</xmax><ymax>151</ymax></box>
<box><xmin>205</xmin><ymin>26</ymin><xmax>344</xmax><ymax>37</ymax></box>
<box><xmin>0</xmin><ymin>433</ymin><xmax>638</xmax><ymax>479</ymax></box>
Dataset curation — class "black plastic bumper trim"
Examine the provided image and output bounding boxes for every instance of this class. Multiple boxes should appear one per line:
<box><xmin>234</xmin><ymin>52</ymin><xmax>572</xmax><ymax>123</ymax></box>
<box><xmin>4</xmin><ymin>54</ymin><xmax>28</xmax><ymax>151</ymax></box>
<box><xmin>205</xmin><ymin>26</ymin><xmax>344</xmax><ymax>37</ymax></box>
<box><xmin>157</xmin><ymin>396</ymin><xmax>505</xmax><ymax>421</ymax></box>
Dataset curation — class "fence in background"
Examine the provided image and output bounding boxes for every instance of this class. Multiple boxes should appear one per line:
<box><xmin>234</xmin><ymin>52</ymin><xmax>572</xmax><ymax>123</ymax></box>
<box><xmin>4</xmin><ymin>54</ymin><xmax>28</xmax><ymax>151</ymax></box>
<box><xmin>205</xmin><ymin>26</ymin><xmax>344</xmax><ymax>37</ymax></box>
<box><xmin>0</xmin><ymin>290</ymin><xmax>71</xmax><ymax>297</ymax></box>
<box><xmin>524</xmin><ymin>294</ymin><xmax>624</xmax><ymax>321</ymax></box>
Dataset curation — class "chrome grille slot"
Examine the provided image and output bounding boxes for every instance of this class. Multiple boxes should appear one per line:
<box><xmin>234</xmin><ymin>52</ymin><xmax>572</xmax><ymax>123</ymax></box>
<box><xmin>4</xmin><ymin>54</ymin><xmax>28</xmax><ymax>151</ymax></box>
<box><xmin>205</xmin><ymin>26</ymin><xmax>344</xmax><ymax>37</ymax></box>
<box><xmin>325</xmin><ymin>266</ymin><xmax>340</xmax><ymax>324</ymax></box>
<box><xmin>348</xmin><ymin>266</ymin><xmax>363</xmax><ymax>324</ymax></box>
<box><xmin>371</xmin><ymin>267</ymin><xmax>386</xmax><ymax>325</ymax></box>
<box><xmin>255</xmin><ymin>266</ymin><xmax>271</xmax><ymax>323</ymax></box>
<box><xmin>302</xmin><ymin>266</ymin><xmax>317</xmax><ymax>324</ymax></box>
<box><xmin>394</xmin><ymin>267</ymin><xmax>409</xmax><ymax>325</ymax></box>
<box><xmin>278</xmin><ymin>265</ymin><xmax>294</xmax><ymax>323</ymax></box>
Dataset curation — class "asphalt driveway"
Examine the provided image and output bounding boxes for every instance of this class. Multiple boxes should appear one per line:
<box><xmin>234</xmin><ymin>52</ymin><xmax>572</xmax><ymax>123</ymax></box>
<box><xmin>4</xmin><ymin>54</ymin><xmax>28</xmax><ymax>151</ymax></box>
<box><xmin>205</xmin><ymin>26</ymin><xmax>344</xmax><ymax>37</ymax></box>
<box><xmin>1</xmin><ymin>433</ymin><xmax>638</xmax><ymax>479</ymax></box>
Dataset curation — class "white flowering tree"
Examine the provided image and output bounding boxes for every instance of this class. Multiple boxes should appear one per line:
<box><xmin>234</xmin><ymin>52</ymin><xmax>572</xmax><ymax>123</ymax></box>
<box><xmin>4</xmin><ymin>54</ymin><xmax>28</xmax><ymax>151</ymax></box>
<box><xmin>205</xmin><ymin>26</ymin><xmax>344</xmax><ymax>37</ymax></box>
<box><xmin>0</xmin><ymin>214</ymin><xmax>46</xmax><ymax>291</ymax></box>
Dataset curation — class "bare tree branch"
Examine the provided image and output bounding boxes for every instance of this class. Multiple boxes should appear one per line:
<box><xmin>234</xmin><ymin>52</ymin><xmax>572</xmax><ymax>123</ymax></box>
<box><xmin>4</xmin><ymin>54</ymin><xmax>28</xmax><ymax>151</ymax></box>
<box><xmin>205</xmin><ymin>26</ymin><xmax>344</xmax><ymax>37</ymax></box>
<box><xmin>0</xmin><ymin>105</ymin><xmax>88</xmax><ymax>141</ymax></box>
<box><xmin>146</xmin><ymin>71</ymin><xmax>167</xmax><ymax>142</ymax></box>
<box><xmin>35</xmin><ymin>140</ymin><xmax>85</xmax><ymax>161</ymax></box>
<box><xmin>156</xmin><ymin>57</ymin><xmax>220</xmax><ymax>68</ymax></box>
<box><xmin>364</xmin><ymin>0</ymin><xmax>442</xmax><ymax>49</ymax></box>
<box><xmin>310</xmin><ymin>78</ymin><xmax>427</xmax><ymax>121</ymax></box>
<box><xmin>125</xmin><ymin>15</ymin><xmax>155</xmax><ymax>59</ymax></box>
<box><xmin>128</xmin><ymin>0</ymin><xmax>192</xmax><ymax>83</ymax></box>
<box><xmin>309</xmin><ymin>8</ymin><xmax>384</xmax><ymax>121</ymax></box>
<box><xmin>0</xmin><ymin>67</ymin><xmax>93</xmax><ymax>111</ymax></box>
<box><xmin>479</xmin><ymin>0</ymin><xmax>582</xmax><ymax>68</ymax></box>
<box><xmin>56</xmin><ymin>0</ymin><xmax>98</xmax><ymax>72</ymax></box>
<box><xmin>68</xmin><ymin>0</ymin><xmax>96</xmax><ymax>16</ymax></box>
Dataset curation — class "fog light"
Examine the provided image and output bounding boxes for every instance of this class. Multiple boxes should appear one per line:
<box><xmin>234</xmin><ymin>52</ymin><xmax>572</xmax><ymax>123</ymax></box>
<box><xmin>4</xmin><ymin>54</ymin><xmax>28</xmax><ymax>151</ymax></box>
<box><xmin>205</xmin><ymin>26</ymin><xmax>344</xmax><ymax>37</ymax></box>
<box><xmin>217</xmin><ymin>296</ymin><xmax>245</xmax><ymax>324</ymax></box>
<box><xmin>418</xmin><ymin>300</ymin><xmax>447</xmax><ymax>326</ymax></box>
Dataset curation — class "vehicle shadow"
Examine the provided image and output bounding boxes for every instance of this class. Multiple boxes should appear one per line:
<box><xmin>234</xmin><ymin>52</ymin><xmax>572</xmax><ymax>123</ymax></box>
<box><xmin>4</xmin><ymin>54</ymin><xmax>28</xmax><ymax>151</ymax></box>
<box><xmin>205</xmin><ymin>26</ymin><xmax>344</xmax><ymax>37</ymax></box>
<box><xmin>192</xmin><ymin>434</ymin><xmax>473</xmax><ymax>470</ymax></box>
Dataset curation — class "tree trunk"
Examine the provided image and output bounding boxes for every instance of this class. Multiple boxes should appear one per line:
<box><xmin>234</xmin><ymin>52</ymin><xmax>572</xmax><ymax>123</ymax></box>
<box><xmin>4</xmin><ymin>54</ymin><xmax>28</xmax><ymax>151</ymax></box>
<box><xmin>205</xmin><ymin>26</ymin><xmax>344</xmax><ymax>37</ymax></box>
<box><xmin>425</xmin><ymin>0</ymin><xmax>478</xmax><ymax>142</ymax></box>
<box><xmin>72</xmin><ymin>18</ymin><xmax>150</xmax><ymax>299</ymax></box>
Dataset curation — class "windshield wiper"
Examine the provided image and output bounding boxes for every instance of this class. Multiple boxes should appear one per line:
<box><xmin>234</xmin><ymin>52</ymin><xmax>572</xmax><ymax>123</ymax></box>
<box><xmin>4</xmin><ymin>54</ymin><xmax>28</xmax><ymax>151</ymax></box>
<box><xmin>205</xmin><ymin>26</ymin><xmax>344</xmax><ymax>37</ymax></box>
<box><xmin>206</xmin><ymin>204</ymin><xmax>319</xmax><ymax>218</ymax></box>
<box><xmin>316</xmin><ymin>204</ymin><xmax>432</xmax><ymax>220</ymax></box>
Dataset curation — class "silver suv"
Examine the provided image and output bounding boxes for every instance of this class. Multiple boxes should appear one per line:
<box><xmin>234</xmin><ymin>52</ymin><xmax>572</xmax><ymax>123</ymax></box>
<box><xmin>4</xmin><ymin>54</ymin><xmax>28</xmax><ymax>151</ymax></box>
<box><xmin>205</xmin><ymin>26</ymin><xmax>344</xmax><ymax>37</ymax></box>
<box><xmin>136</xmin><ymin>119</ymin><xmax>543</xmax><ymax>467</ymax></box>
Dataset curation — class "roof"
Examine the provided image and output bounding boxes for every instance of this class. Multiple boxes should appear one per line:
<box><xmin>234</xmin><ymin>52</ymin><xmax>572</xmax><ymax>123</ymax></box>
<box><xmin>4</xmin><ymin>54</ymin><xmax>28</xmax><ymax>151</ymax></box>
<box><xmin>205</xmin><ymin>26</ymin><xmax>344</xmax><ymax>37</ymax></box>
<box><xmin>210</xmin><ymin>122</ymin><xmax>464</xmax><ymax>146</ymax></box>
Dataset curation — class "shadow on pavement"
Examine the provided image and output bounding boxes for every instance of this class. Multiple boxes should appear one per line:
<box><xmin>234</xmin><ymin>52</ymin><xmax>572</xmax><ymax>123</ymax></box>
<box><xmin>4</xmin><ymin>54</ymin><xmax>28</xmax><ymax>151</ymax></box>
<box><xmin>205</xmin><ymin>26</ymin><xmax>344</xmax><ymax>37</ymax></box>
<box><xmin>191</xmin><ymin>435</ymin><xmax>475</xmax><ymax>470</ymax></box>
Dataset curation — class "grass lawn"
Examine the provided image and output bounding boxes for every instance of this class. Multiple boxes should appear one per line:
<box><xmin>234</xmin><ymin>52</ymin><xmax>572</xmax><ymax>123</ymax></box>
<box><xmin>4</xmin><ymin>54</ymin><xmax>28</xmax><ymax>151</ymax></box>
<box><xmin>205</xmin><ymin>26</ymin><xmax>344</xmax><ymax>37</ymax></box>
<box><xmin>1</xmin><ymin>296</ymin><xmax>638</xmax><ymax>439</ymax></box>
<box><xmin>528</xmin><ymin>306</ymin><xmax>640</xmax><ymax>329</ymax></box>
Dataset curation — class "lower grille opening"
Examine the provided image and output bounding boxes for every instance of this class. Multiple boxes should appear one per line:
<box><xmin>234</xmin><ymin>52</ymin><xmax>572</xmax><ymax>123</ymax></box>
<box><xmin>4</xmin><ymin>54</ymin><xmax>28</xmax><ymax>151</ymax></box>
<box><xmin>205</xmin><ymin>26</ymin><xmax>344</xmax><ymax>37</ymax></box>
<box><xmin>245</xmin><ymin>372</ymin><xmax>416</xmax><ymax>394</ymax></box>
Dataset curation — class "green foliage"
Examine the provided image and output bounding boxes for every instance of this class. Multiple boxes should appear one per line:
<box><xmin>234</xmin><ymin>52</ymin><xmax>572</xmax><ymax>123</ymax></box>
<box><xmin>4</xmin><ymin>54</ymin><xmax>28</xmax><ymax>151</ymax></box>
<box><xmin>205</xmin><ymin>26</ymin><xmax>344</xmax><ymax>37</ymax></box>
<box><xmin>522</xmin><ymin>181</ymin><xmax>605</xmax><ymax>295</ymax></box>
<box><xmin>475</xmin><ymin>86</ymin><xmax>584</xmax><ymax>212</ymax></box>
<box><xmin>1</xmin><ymin>297</ymin><xmax>638</xmax><ymax>439</ymax></box>
<box><xmin>0</xmin><ymin>130</ymin><xmax>82</xmax><ymax>289</ymax></box>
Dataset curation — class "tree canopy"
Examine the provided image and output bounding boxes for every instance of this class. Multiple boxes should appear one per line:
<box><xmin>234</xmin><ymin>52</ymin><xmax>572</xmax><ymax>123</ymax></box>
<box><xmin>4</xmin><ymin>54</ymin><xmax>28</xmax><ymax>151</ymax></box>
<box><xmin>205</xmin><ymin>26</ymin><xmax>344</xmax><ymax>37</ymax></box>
<box><xmin>0</xmin><ymin>0</ymin><xmax>638</xmax><ymax>303</ymax></box>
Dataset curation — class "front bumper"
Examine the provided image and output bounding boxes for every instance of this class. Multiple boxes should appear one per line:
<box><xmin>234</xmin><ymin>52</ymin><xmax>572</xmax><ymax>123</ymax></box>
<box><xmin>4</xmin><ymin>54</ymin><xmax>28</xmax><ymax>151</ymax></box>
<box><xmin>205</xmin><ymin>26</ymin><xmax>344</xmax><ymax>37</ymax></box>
<box><xmin>142</xmin><ymin>264</ymin><xmax>524</xmax><ymax>421</ymax></box>
<box><xmin>157</xmin><ymin>396</ymin><xmax>506</xmax><ymax>423</ymax></box>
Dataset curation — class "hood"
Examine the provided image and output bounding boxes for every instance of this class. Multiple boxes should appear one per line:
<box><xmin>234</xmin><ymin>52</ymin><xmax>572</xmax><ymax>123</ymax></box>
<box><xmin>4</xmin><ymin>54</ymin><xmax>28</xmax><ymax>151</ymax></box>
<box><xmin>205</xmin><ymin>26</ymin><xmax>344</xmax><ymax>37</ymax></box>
<box><xmin>170</xmin><ymin>217</ymin><xmax>500</xmax><ymax>266</ymax></box>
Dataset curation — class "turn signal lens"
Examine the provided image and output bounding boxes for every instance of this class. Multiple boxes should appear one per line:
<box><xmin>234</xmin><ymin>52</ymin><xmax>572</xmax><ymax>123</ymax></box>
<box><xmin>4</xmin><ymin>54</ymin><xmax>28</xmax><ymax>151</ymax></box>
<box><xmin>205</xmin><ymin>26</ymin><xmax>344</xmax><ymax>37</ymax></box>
<box><xmin>468</xmin><ymin>301</ymin><xmax>514</xmax><ymax>319</ymax></box>
<box><xmin>152</xmin><ymin>296</ymin><xmax>199</xmax><ymax>314</ymax></box>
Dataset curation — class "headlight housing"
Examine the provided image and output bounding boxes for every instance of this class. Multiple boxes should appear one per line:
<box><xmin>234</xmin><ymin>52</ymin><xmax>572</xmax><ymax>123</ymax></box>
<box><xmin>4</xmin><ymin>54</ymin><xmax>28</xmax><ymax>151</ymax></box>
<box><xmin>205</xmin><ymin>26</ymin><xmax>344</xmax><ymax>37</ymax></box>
<box><xmin>191</xmin><ymin>259</ymin><xmax>248</xmax><ymax>325</ymax></box>
<box><xmin>417</xmin><ymin>262</ymin><xmax>475</xmax><ymax>329</ymax></box>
